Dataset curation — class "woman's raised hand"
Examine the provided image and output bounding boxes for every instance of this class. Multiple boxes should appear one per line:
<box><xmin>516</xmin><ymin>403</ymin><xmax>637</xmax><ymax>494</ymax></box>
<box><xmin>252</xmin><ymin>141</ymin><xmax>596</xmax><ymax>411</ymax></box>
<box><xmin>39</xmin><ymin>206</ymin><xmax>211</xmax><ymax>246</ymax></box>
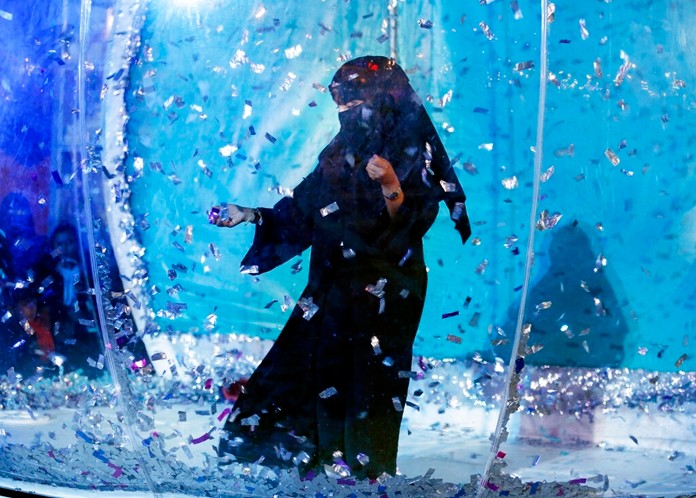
<box><xmin>366</xmin><ymin>154</ymin><xmax>403</xmax><ymax>218</ymax></box>
<box><xmin>366</xmin><ymin>154</ymin><xmax>399</xmax><ymax>189</ymax></box>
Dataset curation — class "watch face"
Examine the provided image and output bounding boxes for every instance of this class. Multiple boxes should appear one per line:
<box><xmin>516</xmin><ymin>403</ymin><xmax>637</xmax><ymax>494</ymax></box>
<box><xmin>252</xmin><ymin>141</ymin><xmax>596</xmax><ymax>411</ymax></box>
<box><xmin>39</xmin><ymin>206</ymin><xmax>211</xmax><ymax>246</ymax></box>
<box><xmin>385</xmin><ymin>188</ymin><xmax>401</xmax><ymax>200</ymax></box>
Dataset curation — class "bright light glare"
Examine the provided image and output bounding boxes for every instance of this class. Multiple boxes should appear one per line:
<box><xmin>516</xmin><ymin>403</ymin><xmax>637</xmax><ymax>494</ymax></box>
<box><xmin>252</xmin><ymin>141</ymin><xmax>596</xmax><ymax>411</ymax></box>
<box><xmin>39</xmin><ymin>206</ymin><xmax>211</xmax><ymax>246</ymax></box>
<box><xmin>169</xmin><ymin>0</ymin><xmax>208</xmax><ymax>7</ymax></box>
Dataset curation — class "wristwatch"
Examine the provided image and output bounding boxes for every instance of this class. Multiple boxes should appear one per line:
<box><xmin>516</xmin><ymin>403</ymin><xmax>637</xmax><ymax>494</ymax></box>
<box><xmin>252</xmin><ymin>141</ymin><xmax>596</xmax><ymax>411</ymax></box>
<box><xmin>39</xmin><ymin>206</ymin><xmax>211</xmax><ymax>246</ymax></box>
<box><xmin>383</xmin><ymin>187</ymin><xmax>402</xmax><ymax>201</ymax></box>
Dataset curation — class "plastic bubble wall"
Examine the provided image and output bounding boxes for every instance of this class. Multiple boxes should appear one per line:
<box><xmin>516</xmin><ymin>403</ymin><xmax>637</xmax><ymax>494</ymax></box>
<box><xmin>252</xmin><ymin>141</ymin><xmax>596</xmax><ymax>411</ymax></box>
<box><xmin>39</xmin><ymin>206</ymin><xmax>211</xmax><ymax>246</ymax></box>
<box><xmin>0</xmin><ymin>0</ymin><xmax>694</xmax><ymax>496</ymax></box>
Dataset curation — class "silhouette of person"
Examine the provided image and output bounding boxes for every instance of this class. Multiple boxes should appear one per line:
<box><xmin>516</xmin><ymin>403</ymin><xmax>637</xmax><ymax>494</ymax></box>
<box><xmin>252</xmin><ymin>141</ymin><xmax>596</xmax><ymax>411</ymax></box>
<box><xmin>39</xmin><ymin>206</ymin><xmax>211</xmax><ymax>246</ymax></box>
<box><xmin>496</xmin><ymin>222</ymin><xmax>628</xmax><ymax>368</ymax></box>
<box><xmin>0</xmin><ymin>192</ymin><xmax>61</xmax><ymax>375</ymax></box>
<box><xmin>0</xmin><ymin>229</ymin><xmax>27</xmax><ymax>374</ymax></box>
<box><xmin>49</xmin><ymin>222</ymin><xmax>100</xmax><ymax>371</ymax></box>
<box><xmin>214</xmin><ymin>56</ymin><xmax>471</xmax><ymax>478</ymax></box>
<box><xmin>0</xmin><ymin>192</ymin><xmax>50</xmax><ymax>281</ymax></box>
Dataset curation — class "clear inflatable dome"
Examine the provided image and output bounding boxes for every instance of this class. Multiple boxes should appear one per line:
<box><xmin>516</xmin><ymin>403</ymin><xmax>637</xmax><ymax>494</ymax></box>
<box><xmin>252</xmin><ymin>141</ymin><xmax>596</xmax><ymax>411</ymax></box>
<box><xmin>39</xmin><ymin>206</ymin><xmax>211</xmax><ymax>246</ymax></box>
<box><xmin>0</xmin><ymin>0</ymin><xmax>694</xmax><ymax>496</ymax></box>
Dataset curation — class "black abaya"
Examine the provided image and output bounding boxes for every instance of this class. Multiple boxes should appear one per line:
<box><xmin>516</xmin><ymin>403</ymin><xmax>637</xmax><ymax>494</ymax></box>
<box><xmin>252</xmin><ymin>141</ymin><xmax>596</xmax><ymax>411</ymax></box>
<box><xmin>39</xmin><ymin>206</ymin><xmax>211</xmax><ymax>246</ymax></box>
<box><xmin>218</xmin><ymin>57</ymin><xmax>471</xmax><ymax>478</ymax></box>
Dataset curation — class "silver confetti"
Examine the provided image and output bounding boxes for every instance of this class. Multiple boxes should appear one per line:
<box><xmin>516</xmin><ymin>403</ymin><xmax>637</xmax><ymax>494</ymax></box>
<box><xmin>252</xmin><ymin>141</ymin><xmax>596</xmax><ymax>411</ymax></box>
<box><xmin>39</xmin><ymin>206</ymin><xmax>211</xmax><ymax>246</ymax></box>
<box><xmin>511</xmin><ymin>0</ymin><xmax>523</xmax><ymax>19</ymax></box>
<box><xmin>440</xmin><ymin>180</ymin><xmax>457</xmax><ymax>192</ymax></box>
<box><xmin>281</xmin><ymin>295</ymin><xmax>293</xmax><ymax>312</ymax></box>
<box><xmin>594</xmin><ymin>58</ymin><xmax>603</xmax><ymax>78</ymax></box>
<box><xmin>319</xmin><ymin>387</ymin><xmax>338</xmax><ymax>399</ymax></box>
<box><xmin>320</xmin><ymin>202</ymin><xmax>339</xmax><ymax>217</ymax></box>
<box><xmin>540</xmin><ymin>165</ymin><xmax>555</xmax><ymax>182</ymax></box>
<box><xmin>675</xmin><ymin>354</ymin><xmax>687</xmax><ymax>369</ymax></box>
<box><xmin>240</xmin><ymin>265</ymin><xmax>259</xmax><ymax>275</ymax></box>
<box><xmin>536</xmin><ymin>301</ymin><xmax>552</xmax><ymax>312</ymax></box>
<box><xmin>241</xmin><ymin>414</ymin><xmax>260</xmax><ymax>426</ymax></box>
<box><xmin>595</xmin><ymin>253</ymin><xmax>607</xmax><ymax>272</ymax></box>
<box><xmin>365</xmin><ymin>278</ymin><xmax>387</xmax><ymax>298</ymax></box>
<box><xmin>371</xmin><ymin>336</ymin><xmax>382</xmax><ymax>355</ymax></box>
<box><xmin>423</xmin><ymin>142</ymin><xmax>433</xmax><ymax>173</ymax></box>
<box><xmin>614</xmin><ymin>51</ymin><xmax>632</xmax><ymax>86</ymax></box>
<box><xmin>297</xmin><ymin>297</ymin><xmax>319</xmax><ymax>320</ymax></box>
<box><xmin>451</xmin><ymin>202</ymin><xmax>465</xmax><ymax>221</ymax></box>
<box><xmin>501</xmin><ymin>176</ymin><xmax>518</xmax><ymax>190</ymax></box>
<box><xmin>479</xmin><ymin>21</ymin><xmax>494</xmax><ymax>40</ymax></box>
<box><xmin>579</xmin><ymin>18</ymin><xmax>589</xmax><ymax>40</ymax></box>
<box><xmin>535</xmin><ymin>210</ymin><xmax>563</xmax><ymax>230</ymax></box>
<box><xmin>514</xmin><ymin>61</ymin><xmax>534</xmax><ymax>71</ymax></box>
<box><xmin>604</xmin><ymin>148</ymin><xmax>620</xmax><ymax>166</ymax></box>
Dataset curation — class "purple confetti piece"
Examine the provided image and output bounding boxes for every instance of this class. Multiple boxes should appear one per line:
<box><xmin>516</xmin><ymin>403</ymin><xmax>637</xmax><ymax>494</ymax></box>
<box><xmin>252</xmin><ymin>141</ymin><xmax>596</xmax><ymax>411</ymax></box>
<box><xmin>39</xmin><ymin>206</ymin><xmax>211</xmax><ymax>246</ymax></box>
<box><xmin>217</xmin><ymin>407</ymin><xmax>232</xmax><ymax>422</ymax></box>
<box><xmin>484</xmin><ymin>480</ymin><xmax>499</xmax><ymax>491</ymax></box>
<box><xmin>108</xmin><ymin>463</ymin><xmax>123</xmax><ymax>478</ymax></box>
<box><xmin>442</xmin><ymin>311</ymin><xmax>459</xmax><ymax>319</ymax></box>
<box><xmin>264</xmin><ymin>132</ymin><xmax>277</xmax><ymax>143</ymax></box>
<box><xmin>190</xmin><ymin>432</ymin><xmax>212</xmax><ymax>445</ymax></box>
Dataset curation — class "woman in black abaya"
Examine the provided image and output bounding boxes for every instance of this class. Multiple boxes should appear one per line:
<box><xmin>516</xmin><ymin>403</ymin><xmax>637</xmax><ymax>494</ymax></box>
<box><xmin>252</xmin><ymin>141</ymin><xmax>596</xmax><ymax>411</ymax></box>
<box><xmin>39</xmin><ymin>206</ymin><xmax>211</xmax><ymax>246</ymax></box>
<box><xmin>213</xmin><ymin>56</ymin><xmax>471</xmax><ymax>479</ymax></box>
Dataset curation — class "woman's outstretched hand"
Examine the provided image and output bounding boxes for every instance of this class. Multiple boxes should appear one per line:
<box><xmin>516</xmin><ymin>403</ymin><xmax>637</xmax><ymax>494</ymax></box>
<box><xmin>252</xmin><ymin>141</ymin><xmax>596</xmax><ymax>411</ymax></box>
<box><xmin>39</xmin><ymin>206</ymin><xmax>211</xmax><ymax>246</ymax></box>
<box><xmin>209</xmin><ymin>203</ymin><xmax>255</xmax><ymax>228</ymax></box>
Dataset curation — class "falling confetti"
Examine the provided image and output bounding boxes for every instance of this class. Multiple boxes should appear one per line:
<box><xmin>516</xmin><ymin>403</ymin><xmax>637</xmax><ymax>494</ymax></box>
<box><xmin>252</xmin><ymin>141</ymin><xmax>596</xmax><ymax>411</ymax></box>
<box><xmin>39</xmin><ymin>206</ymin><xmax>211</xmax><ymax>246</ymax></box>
<box><xmin>594</xmin><ymin>58</ymin><xmax>603</xmax><ymax>78</ymax></box>
<box><xmin>536</xmin><ymin>210</ymin><xmax>563</xmax><ymax>230</ymax></box>
<box><xmin>446</xmin><ymin>334</ymin><xmax>462</xmax><ymax>344</ymax></box>
<box><xmin>514</xmin><ymin>61</ymin><xmax>534</xmax><ymax>71</ymax></box>
<box><xmin>297</xmin><ymin>297</ymin><xmax>319</xmax><ymax>320</ymax></box>
<box><xmin>319</xmin><ymin>387</ymin><xmax>338</xmax><ymax>399</ymax></box>
<box><xmin>502</xmin><ymin>176</ymin><xmax>519</xmax><ymax>190</ymax></box>
<box><xmin>320</xmin><ymin>202</ymin><xmax>339</xmax><ymax>217</ymax></box>
<box><xmin>614</xmin><ymin>51</ymin><xmax>633</xmax><ymax>86</ymax></box>
<box><xmin>540</xmin><ymin>165</ymin><xmax>555</xmax><ymax>182</ymax></box>
<box><xmin>604</xmin><ymin>148</ymin><xmax>620</xmax><ymax>166</ymax></box>
<box><xmin>579</xmin><ymin>18</ymin><xmax>589</xmax><ymax>40</ymax></box>
<box><xmin>479</xmin><ymin>21</ymin><xmax>495</xmax><ymax>40</ymax></box>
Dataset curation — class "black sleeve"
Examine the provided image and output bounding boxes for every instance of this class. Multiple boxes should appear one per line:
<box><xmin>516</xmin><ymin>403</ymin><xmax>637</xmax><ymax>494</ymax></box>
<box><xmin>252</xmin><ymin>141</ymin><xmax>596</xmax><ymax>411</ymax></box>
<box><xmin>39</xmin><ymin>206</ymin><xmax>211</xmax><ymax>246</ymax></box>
<box><xmin>420</xmin><ymin>108</ymin><xmax>472</xmax><ymax>244</ymax></box>
<box><xmin>239</xmin><ymin>172</ymin><xmax>317</xmax><ymax>275</ymax></box>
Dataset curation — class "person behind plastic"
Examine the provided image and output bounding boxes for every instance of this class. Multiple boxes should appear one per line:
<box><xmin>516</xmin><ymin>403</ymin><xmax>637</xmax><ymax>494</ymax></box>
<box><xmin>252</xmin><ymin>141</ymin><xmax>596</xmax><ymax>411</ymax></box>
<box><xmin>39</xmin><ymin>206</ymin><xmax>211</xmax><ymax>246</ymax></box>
<box><xmin>211</xmin><ymin>56</ymin><xmax>471</xmax><ymax>479</ymax></box>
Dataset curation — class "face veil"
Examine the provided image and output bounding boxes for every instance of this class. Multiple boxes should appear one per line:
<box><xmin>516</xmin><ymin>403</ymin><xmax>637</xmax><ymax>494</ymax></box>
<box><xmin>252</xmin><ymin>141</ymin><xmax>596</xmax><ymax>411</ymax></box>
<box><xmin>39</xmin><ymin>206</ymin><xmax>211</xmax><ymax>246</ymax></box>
<box><xmin>321</xmin><ymin>55</ymin><xmax>472</xmax><ymax>244</ymax></box>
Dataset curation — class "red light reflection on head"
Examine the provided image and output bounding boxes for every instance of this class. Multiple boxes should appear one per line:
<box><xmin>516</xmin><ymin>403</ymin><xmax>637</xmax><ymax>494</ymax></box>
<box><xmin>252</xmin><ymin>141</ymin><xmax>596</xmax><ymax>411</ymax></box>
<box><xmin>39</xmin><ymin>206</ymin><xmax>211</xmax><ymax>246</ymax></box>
<box><xmin>367</xmin><ymin>62</ymin><xmax>379</xmax><ymax>71</ymax></box>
